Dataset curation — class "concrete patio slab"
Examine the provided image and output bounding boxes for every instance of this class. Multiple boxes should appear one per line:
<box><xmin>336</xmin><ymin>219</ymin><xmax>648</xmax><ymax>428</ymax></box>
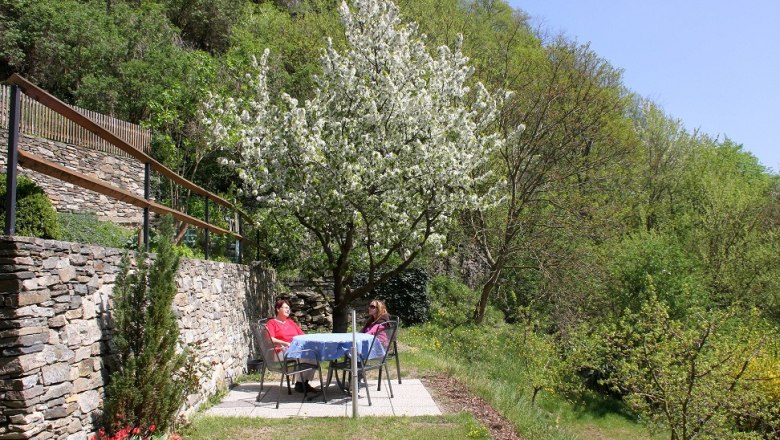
<box><xmin>206</xmin><ymin>378</ymin><xmax>441</xmax><ymax>418</ymax></box>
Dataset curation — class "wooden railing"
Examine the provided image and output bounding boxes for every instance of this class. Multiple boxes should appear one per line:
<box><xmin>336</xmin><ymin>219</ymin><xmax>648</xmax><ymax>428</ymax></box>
<box><xmin>3</xmin><ymin>74</ymin><xmax>254</xmax><ymax>260</ymax></box>
<box><xmin>0</xmin><ymin>83</ymin><xmax>151</xmax><ymax>156</ymax></box>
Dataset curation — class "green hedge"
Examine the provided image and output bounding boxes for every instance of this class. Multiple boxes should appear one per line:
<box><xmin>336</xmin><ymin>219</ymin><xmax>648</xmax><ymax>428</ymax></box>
<box><xmin>0</xmin><ymin>174</ymin><xmax>60</xmax><ymax>239</ymax></box>
<box><xmin>355</xmin><ymin>269</ymin><xmax>431</xmax><ymax>325</ymax></box>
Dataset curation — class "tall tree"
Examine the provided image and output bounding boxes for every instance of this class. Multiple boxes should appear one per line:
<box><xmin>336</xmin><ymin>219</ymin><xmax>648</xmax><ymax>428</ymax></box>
<box><xmin>467</xmin><ymin>36</ymin><xmax>633</xmax><ymax>323</ymax></box>
<box><xmin>205</xmin><ymin>0</ymin><xmax>503</xmax><ymax>331</ymax></box>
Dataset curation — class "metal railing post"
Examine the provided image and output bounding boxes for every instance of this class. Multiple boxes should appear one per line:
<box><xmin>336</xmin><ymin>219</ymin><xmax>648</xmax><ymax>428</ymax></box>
<box><xmin>204</xmin><ymin>197</ymin><xmax>210</xmax><ymax>260</ymax></box>
<box><xmin>4</xmin><ymin>85</ymin><xmax>21</xmax><ymax>236</ymax></box>
<box><xmin>237</xmin><ymin>214</ymin><xmax>243</xmax><ymax>264</ymax></box>
<box><xmin>351</xmin><ymin>309</ymin><xmax>359</xmax><ymax>418</ymax></box>
<box><xmin>143</xmin><ymin>162</ymin><xmax>150</xmax><ymax>251</ymax></box>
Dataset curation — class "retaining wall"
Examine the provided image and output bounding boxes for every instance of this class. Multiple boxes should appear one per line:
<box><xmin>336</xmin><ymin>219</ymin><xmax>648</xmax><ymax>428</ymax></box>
<box><xmin>0</xmin><ymin>131</ymin><xmax>144</xmax><ymax>226</ymax></box>
<box><xmin>0</xmin><ymin>236</ymin><xmax>282</xmax><ymax>439</ymax></box>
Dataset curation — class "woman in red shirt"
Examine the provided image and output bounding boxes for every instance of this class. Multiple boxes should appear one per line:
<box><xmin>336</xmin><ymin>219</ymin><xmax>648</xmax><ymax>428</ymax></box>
<box><xmin>266</xmin><ymin>298</ymin><xmax>317</xmax><ymax>393</ymax></box>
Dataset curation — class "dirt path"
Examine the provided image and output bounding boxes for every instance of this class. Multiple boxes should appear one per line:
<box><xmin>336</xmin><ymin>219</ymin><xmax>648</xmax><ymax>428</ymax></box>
<box><xmin>422</xmin><ymin>373</ymin><xmax>523</xmax><ymax>440</ymax></box>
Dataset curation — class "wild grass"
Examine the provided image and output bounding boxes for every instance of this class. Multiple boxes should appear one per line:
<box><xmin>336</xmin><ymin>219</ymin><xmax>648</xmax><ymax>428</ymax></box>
<box><xmin>402</xmin><ymin>325</ymin><xmax>665</xmax><ymax>440</ymax></box>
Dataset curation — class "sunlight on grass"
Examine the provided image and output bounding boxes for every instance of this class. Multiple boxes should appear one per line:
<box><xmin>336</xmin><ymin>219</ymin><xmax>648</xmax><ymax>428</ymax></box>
<box><xmin>182</xmin><ymin>413</ymin><xmax>489</xmax><ymax>440</ymax></box>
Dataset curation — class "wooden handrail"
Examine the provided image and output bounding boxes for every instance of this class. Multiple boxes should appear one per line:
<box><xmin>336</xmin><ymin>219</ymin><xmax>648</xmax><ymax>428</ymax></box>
<box><xmin>6</xmin><ymin>73</ymin><xmax>253</xmax><ymax>224</ymax></box>
<box><xmin>18</xmin><ymin>150</ymin><xmax>240</xmax><ymax>239</ymax></box>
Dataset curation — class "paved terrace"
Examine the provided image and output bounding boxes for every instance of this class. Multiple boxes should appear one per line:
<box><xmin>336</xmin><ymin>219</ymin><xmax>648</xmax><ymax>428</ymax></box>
<box><xmin>208</xmin><ymin>377</ymin><xmax>441</xmax><ymax>418</ymax></box>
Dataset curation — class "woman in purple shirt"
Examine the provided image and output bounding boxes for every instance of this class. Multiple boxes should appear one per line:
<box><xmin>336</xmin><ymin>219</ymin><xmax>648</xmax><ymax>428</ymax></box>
<box><xmin>360</xmin><ymin>299</ymin><xmax>391</xmax><ymax>346</ymax></box>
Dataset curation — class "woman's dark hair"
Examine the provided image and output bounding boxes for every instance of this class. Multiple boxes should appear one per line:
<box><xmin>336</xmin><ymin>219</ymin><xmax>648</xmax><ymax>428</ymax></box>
<box><xmin>274</xmin><ymin>298</ymin><xmax>291</xmax><ymax>313</ymax></box>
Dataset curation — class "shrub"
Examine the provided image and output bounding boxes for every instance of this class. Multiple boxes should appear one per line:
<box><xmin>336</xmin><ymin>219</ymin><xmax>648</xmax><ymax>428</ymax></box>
<box><xmin>427</xmin><ymin>275</ymin><xmax>503</xmax><ymax>327</ymax></box>
<box><xmin>605</xmin><ymin>230</ymin><xmax>707</xmax><ymax>318</ymax></box>
<box><xmin>355</xmin><ymin>269</ymin><xmax>431</xmax><ymax>325</ymax></box>
<box><xmin>102</xmin><ymin>216</ymin><xmax>198</xmax><ymax>434</ymax></box>
<box><xmin>0</xmin><ymin>174</ymin><xmax>60</xmax><ymax>239</ymax></box>
<box><xmin>597</xmin><ymin>290</ymin><xmax>778</xmax><ymax>439</ymax></box>
<box><xmin>428</xmin><ymin>275</ymin><xmax>479</xmax><ymax>326</ymax></box>
<box><xmin>58</xmin><ymin>212</ymin><xmax>135</xmax><ymax>248</ymax></box>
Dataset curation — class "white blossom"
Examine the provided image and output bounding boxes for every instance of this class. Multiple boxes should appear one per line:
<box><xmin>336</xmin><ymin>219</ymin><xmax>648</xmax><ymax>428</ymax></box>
<box><xmin>202</xmin><ymin>0</ymin><xmax>507</xmax><ymax>266</ymax></box>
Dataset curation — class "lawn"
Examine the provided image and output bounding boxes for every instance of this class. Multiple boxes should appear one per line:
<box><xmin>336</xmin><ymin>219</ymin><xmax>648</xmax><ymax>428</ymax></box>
<box><xmin>181</xmin><ymin>413</ymin><xmax>490</xmax><ymax>439</ymax></box>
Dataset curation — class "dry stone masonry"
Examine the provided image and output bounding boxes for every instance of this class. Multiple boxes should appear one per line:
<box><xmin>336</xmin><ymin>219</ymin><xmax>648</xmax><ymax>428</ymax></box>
<box><xmin>0</xmin><ymin>131</ymin><xmax>144</xmax><ymax>226</ymax></box>
<box><xmin>0</xmin><ymin>236</ymin><xmax>282</xmax><ymax>440</ymax></box>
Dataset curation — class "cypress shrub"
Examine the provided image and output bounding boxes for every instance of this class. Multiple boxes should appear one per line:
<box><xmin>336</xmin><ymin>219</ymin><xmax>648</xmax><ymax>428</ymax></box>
<box><xmin>102</xmin><ymin>216</ymin><xmax>197</xmax><ymax>434</ymax></box>
<box><xmin>0</xmin><ymin>174</ymin><xmax>60</xmax><ymax>239</ymax></box>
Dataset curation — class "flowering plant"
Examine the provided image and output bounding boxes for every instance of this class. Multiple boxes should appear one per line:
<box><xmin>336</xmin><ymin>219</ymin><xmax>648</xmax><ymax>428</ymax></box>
<box><xmin>92</xmin><ymin>425</ymin><xmax>181</xmax><ymax>440</ymax></box>
<box><xmin>202</xmin><ymin>0</ymin><xmax>508</xmax><ymax>329</ymax></box>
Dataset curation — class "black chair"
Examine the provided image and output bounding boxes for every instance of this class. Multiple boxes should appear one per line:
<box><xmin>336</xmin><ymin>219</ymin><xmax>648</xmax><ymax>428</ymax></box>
<box><xmin>328</xmin><ymin>320</ymin><xmax>397</xmax><ymax>406</ymax></box>
<box><xmin>251</xmin><ymin>322</ymin><xmax>327</xmax><ymax>408</ymax></box>
<box><xmin>249</xmin><ymin>318</ymin><xmax>269</xmax><ymax>391</ymax></box>
<box><xmin>378</xmin><ymin>315</ymin><xmax>402</xmax><ymax>388</ymax></box>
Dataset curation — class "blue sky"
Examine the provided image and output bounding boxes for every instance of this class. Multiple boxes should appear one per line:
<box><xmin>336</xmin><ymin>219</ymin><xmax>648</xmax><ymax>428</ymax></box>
<box><xmin>507</xmin><ymin>1</ymin><xmax>780</xmax><ymax>173</ymax></box>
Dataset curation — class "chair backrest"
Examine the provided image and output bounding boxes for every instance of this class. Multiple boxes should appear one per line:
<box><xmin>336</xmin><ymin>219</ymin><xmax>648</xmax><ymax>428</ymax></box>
<box><xmin>363</xmin><ymin>319</ymin><xmax>397</xmax><ymax>365</ymax></box>
<box><xmin>251</xmin><ymin>320</ymin><xmax>284</xmax><ymax>372</ymax></box>
<box><xmin>250</xmin><ymin>318</ymin><xmax>269</xmax><ymax>356</ymax></box>
<box><xmin>386</xmin><ymin>315</ymin><xmax>400</xmax><ymax>355</ymax></box>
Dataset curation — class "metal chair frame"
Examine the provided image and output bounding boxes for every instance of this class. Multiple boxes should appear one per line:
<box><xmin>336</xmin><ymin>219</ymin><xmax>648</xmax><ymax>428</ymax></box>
<box><xmin>378</xmin><ymin>315</ymin><xmax>402</xmax><ymax>388</ymax></box>
<box><xmin>328</xmin><ymin>320</ymin><xmax>397</xmax><ymax>406</ymax></box>
<box><xmin>251</xmin><ymin>321</ymin><xmax>327</xmax><ymax>408</ymax></box>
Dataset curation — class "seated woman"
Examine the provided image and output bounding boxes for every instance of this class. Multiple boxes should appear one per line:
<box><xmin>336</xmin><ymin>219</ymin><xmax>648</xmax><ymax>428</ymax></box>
<box><xmin>266</xmin><ymin>298</ymin><xmax>318</xmax><ymax>393</ymax></box>
<box><xmin>360</xmin><ymin>299</ymin><xmax>391</xmax><ymax>346</ymax></box>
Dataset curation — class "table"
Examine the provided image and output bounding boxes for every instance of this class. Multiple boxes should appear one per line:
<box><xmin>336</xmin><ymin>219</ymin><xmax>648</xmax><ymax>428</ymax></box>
<box><xmin>287</xmin><ymin>333</ymin><xmax>386</xmax><ymax>395</ymax></box>
<box><xmin>286</xmin><ymin>333</ymin><xmax>385</xmax><ymax>362</ymax></box>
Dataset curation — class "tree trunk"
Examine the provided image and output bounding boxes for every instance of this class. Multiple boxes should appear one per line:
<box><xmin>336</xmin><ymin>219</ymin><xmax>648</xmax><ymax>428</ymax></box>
<box><xmin>331</xmin><ymin>272</ymin><xmax>349</xmax><ymax>332</ymax></box>
<box><xmin>474</xmin><ymin>265</ymin><xmax>502</xmax><ymax>324</ymax></box>
<box><xmin>331</xmin><ymin>302</ymin><xmax>350</xmax><ymax>333</ymax></box>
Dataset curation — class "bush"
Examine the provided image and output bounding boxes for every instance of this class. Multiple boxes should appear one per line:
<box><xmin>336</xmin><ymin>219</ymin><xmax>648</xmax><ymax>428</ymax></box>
<box><xmin>0</xmin><ymin>174</ymin><xmax>60</xmax><ymax>239</ymax></box>
<box><xmin>102</xmin><ymin>216</ymin><xmax>198</xmax><ymax>434</ymax></box>
<box><xmin>605</xmin><ymin>230</ymin><xmax>706</xmax><ymax>318</ymax></box>
<box><xmin>58</xmin><ymin>212</ymin><xmax>135</xmax><ymax>248</ymax></box>
<box><xmin>427</xmin><ymin>275</ymin><xmax>503</xmax><ymax>327</ymax></box>
<box><xmin>355</xmin><ymin>269</ymin><xmax>431</xmax><ymax>325</ymax></box>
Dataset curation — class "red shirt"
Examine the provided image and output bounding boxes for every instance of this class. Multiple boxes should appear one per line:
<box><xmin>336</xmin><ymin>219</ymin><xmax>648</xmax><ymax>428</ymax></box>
<box><xmin>266</xmin><ymin>318</ymin><xmax>304</xmax><ymax>344</ymax></box>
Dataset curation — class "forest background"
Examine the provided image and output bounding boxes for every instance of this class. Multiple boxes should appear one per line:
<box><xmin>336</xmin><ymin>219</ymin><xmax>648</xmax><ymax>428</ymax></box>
<box><xmin>1</xmin><ymin>0</ymin><xmax>779</xmax><ymax>438</ymax></box>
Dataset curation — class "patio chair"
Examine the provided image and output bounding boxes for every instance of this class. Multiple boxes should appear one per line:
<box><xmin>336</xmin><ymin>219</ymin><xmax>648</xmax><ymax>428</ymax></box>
<box><xmin>328</xmin><ymin>319</ymin><xmax>397</xmax><ymax>406</ymax></box>
<box><xmin>249</xmin><ymin>318</ymin><xmax>269</xmax><ymax>391</ymax></box>
<box><xmin>250</xmin><ymin>322</ymin><xmax>327</xmax><ymax>408</ymax></box>
<box><xmin>377</xmin><ymin>315</ymin><xmax>402</xmax><ymax>390</ymax></box>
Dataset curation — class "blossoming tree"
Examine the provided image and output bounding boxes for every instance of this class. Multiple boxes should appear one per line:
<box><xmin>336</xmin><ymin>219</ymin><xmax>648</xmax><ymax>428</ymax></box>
<box><xmin>205</xmin><ymin>0</ymin><xmax>504</xmax><ymax>331</ymax></box>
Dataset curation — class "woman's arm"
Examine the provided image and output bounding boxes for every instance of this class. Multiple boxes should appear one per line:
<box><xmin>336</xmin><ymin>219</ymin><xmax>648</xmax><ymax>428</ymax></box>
<box><xmin>270</xmin><ymin>337</ymin><xmax>290</xmax><ymax>348</ymax></box>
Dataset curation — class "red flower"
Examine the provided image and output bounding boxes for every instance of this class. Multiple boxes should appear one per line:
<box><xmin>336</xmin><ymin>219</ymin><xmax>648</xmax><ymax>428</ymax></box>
<box><xmin>149</xmin><ymin>425</ymin><xmax>156</xmax><ymax>433</ymax></box>
<box><xmin>132</xmin><ymin>427</ymin><xmax>141</xmax><ymax>435</ymax></box>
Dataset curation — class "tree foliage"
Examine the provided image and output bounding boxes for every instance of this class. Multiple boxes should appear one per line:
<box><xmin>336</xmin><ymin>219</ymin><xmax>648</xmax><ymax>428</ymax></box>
<box><xmin>599</xmin><ymin>291</ymin><xmax>778</xmax><ymax>439</ymax></box>
<box><xmin>205</xmin><ymin>0</ymin><xmax>504</xmax><ymax>330</ymax></box>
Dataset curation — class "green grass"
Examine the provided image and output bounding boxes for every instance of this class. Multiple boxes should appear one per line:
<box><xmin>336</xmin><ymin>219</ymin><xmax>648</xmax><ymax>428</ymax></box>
<box><xmin>181</xmin><ymin>412</ymin><xmax>490</xmax><ymax>439</ymax></box>
<box><xmin>401</xmin><ymin>325</ymin><xmax>664</xmax><ymax>440</ymax></box>
<box><xmin>181</xmin><ymin>325</ymin><xmax>664</xmax><ymax>440</ymax></box>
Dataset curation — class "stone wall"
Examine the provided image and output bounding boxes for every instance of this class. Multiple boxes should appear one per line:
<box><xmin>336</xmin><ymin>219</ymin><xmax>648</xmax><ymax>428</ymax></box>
<box><xmin>0</xmin><ymin>131</ymin><xmax>144</xmax><ymax>226</ymax></box>
<box><xmin>280</xmin><ymin>279</ymin><xmax>333</xmax><ymax>332</ymax></box>
<box><xmin>0</xmin><ymin>236</ymin><xmax>276</xmax><ymax>440</ymax></box>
